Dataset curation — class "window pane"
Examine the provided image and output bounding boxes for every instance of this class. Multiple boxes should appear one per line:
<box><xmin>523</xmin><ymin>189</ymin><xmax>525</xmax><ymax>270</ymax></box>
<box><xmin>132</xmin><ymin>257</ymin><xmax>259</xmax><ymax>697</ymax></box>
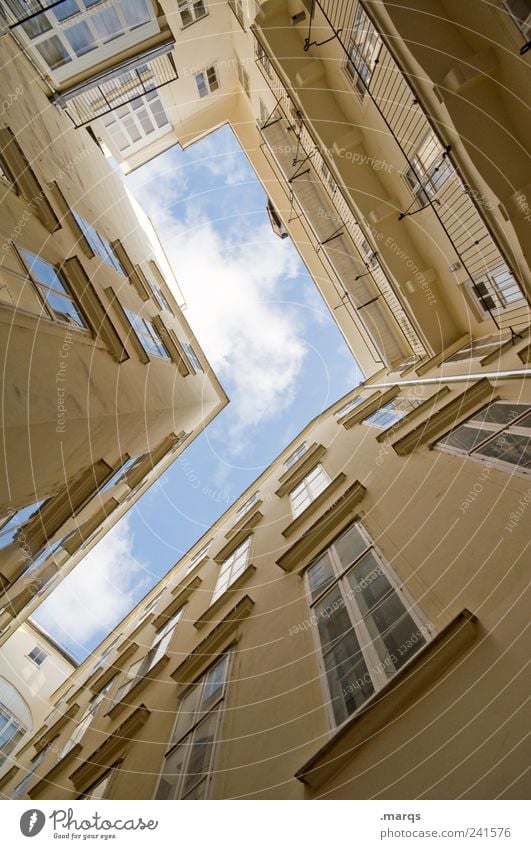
<box><xmin>156</xmin><ymin>742</ymin><xmax>186</xmax><ymax>799</ymax></box>
<box><xmin>181</xmin><ymin>711</ymin><xmax>217</xmax><ymax>796</ymax></box>
<box><xmin>363</xmin><ymin>595</ymin><xmax>426</xmax><ymax>675</ymax></box>
<box><xmin>323</xmin><ymin>631</ymin><xmax>374</xmax><ymax>725</ymax></box>
<box><xmin>41</xmin><ymin>288</ymin><xmax>84</xmax><ymax>327</ymax></box>
<box><xmin>93</xmin><ymin>7</ymin><xmax>123</xmax><ymax>41</ymax></box>
<box><xmin>438</xmin><ymin>425</ymin><xmax>488</xmax><ymax>453</ymax></box>
<box><xmin>36</xmin><ymin>36</ymin><xmax>71</xmax><ymax>69</ymax></box>
<box><xmin>314</xmin><ymin>587</ymin><xmax>351</xmax><ymax>649</ymax></box>
<box><xmin>346</xmin><ymin>551</ymin><xmax>391</xmax><ymax>616</ymax></box>
<box><xmin>333</xmin><ymin>523</ymin><xmax>369</xmax><ymax>570</ymax></box>
<box><xmin>201</xmin><ymin>655</ymin><xmax>228</xmax><ymax>710</ymax></box>
<box><xmin>183</xmin><ymin>777</ymin><xmax>207</xmax><ymax>799</ymax></box>
<box><xmin>123</xmin><ymin>0</ymin><xmax>151</xmax><ymax>28</ymax></box>
<box><xmin>476</xmin><ymin>432</ymin><xmax>531</xmax><ymax>469</ymax></box>
<box><xmin>53</xmin><ymin>1</ymin><xmax>80</xmax><ymax>22</ymax></box>
<box><xmin>306</xmin><ymin>551</ymin><xmax>335</xmax><ymax>600</ymax></box>
<box><xmin>472</xmin><ymin>402</ymin><xmax>530</xmax><ymax>426</ymax></box>
<box><xmin>171</xmin><ymin>684</ymin><xmax>202</xmax><ymax>744</ymax></box>
<box><xmin>64</xmin><ymin>21</ymin><xmax>96</xmax><ymax>56</ymax></box>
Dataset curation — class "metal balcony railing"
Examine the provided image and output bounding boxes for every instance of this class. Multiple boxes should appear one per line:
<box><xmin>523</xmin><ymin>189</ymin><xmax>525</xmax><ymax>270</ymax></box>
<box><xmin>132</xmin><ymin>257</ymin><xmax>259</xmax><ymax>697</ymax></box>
<box><xmin>303</xmin><ymin>0</ymin><xmax>530</xmax><ymax>333</ymax></box>
<box><xmin>254</xmin><ymin>35</ymin><xmax>428</xmax><ymax>364</ymax></box>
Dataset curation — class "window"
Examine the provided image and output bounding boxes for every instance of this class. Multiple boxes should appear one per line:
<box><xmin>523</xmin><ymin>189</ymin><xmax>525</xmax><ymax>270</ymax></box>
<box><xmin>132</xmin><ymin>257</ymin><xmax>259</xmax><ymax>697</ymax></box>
<box><xmin>1</xmin><ymin>0</ymin><xmax>157</xmax><ymax>80</ymax></box>
<box><xmin>99</xmin><ymin>455</ymin><xmax>139</xmax><ymax>495</ymax></box>
<box><xmin>289</xmin><ymin>464</ymin><xmax>331</xmax><ymax>518</ymax></box>
<box><xmin>404</xmin><ymin>130</ymin><xmax>454</xmax><ymax>204</ymax></box>
<box><xmin>155</xmin><ymin>654</ymin><xmax>229</xmax><ymax>800</ymax></box>
<box><xmin>436</xmin><ymin>401</ymin><xmax>531</xmax><ymax>475</ymax></box>
<box><xmin>101</xmin><ymin>91</ymin><xmax>170</xmax><ymax>154</ymax></box>
<box><xmin>284</xmin><ymin>442</ymin><xmax>308</xmax><ymax>469</ymax></box>
<box><xmin>113</xmin><ymin>608</ymin><xmax>185</xmax><ymax>706</ymax></box>
<box><xmin>27</xmin><ymin>646</ymin><xmax>48</xmax><ymax>667</ymax></box>
<box><xmin>124</xmin><ymin>308</ymin><xmax>170</xmax><ymax>360</ymax></box>
<box><xmin>0</xmin><ymin>153</ymin><xmax>15</xmax><ymax>187</ymax></box>
<box><xmin>319</xmin><ymin>157</ymin><xmax>337</xmax><ymax>194</ymax></box>
<box><xmin>345</xmin><ymin>6</ymin><xmax>381</xmax><ymax>94</ymax></box>
<box><xmin>186</xmin><ymin>539</ymin><xmax>212</xmax><ymax>573</ymax></box>
<box><xmin>137</xmin><ymin>589</ymin><xmax>165</xmax><ymax>624</ymax></box>
<box><xmin>305</xmin><ymin>522</ymin><xmax>430</xmax><ymax>726</ymax></box>
<box><xmin>502</xmin><ymin>0</ymin><xmax>531</xmax><ymax>39</ymax></box>
<box><xmin>78</xmin><ymin>764</ymin><xmax>118</xmax><ymax>800</ymax></box>
<box><xmin>180</xmin><ymin>340</ymin><xmax>203</xmax><ymax>371</ymax></box>
<box><xmin>178</xmin><ymin>0</ymin><xmax>207</xmax><ymax>27</ymax></box>
<box><xmin>235</xmin><ymin>492</ymin><xmax>259</xmax><ymax>519</ymax></box>
<box><xmin>335</xmin><ymin>396</ymin><xmax>364</xmax><ymax>418</ymax></box>
<box><xmin>12</xmin><ymin>745</ymin><xmax>49</xmax><ymax>799</ymax></box>
<box><xmin>472</xmin><ymin>264</ymin><xmax>523</xmax><ymax>311</ymax></box>
<box><xmin>71</xmin><ymin>210</ymin><xmax>124</xmax><ymax>274</ymax></box>
<box><xmin>212</xmin><ymin>536</ymin><xmax>252</xmax><ymax>604</ymax></box>
<box><xmin>143</xmin><ymin>265</ymin><xmax>174</xmax><ymax>314</ymax></box>
<box><xmin>0</xmin><ymin>677</ymin><xmax>32</xmax><ymax>767</ymax></box>
<box><xmin>0</xmin><ymin>499</ymin><xmax>46</xmax><ymax>552</ymax></box>
<box><xmin>195</xmin><ymin>66</ymin><xmax>219</xmax><ymax>98</ymax></box>
<box><xmin>255</xmin><ymin>39</ymin><xmax>272</xmax><ymax>77</ymax></box>
<box><xmin>16</xmin><ymin>248</ymin><xmax>86</xmax><ymax>328</ymax></box>
<box><xmin>90</xmin><ymin>637</ymin><xmax>121</xmax><ymax>676</ymax></box>
<box><xmin>60</xmin><ymin>679</ymin><xmax>115</xmax><ymax>758</ymax></box>
<box><xmin>444</xmin><ymin>334</ymin><xmax>510</xmax><ymax>364</ymax></box>
<box><xmin>363</xmin><ymin>397</ymin><xmax>422</xmax><ymax>429</ymax></box>
<box><xmin>237</xmin><ymin>61</ymin><xmax>250</xmax><ymax>97</ymax></box>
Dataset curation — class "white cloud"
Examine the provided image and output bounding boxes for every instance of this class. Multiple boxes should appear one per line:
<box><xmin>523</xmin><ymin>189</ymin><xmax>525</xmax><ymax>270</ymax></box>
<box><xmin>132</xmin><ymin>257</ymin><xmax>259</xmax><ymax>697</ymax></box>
<box><xmin>126</xmin><ymin>154</ymin><xmax>309</xmax><ymax>448</ymax></box>
<box><xmin>33</xmin><ymin>516</ymin><xmax>150</xmax><ymax>654</ymax></box>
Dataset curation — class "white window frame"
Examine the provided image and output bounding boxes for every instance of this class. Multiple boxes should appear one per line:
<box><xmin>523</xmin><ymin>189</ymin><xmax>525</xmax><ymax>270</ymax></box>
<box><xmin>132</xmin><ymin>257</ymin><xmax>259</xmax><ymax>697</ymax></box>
<box><xmin>403</xmin><ymin>130</ymin><xmax>454</xmax><ymax>205</ymax></box>
<box><xmin>2</xmin><ymin>0</ymin><xmax>160</xmax><ymax>84</ymax></box>
<box><xmin>305</xmin><ymin>521</ymin><xmax>431</xmax><ymax>729</ymax></box>
<box><xmin>363</xmin><ymin>397</ymin><xmax>422</xmax><ymax>429</ymax></box>
<box><xmin>335</xmin><ymin>396</ymin><xmax>364</xmax><ymax>418</ymax></box>
<box><xmin>186</xmin><ymin>539</ymin><xmax>212</xmax><ymax>573</ymax></box>
<box><xmin>100</xmin><ymin>90</ymin><xmax>171</xmax><ymax>156</ymax></box>
<box><xmin>289</xmin><ymin>464</ymin><xmax>331</xmax><ymax>519</ymax></box>
<box><xmin>27</xmin><ymin>646</ymin><xmax>48</xmax><ymax>667</ymax></box>
<box><xmin>436</xmin><ymin>401</ymin><xmax>531</xmax><ymax>477</ymax></box>
<box><xmin>195</xmin><ymin>65</ymin><xmax>219</xmax><ymax>98</ymax></box>
<box><xmin>211</xmin><ymin>536</ymin><xmax>252</xmax><ymax>604</ymax></box>
<box><xmin>155</xmin><ymin>653</ymin><xmax>230</xmax><ymax>800</ymax></box>
<box><xmin>234</xmin><ymin>491</ymin><xmax>259</xmax><ymax>519</ymax></box>
<box><xmin>177</xmin><ymin>0</ymin><xmax>207</xmax><ymax>28</ymax></box>
<box><xmin>344</xmin><ymin>5</ymin><xmax>381</xmax><ymax>95</ymax></box>
<box><xmin>124</xmin><ymin>308</ymin><xmax>170</xmax><ymax>360</ymax></box>
<box><xmin>8</xmin><ymin>246</ymin><xmax>87</xmax><ymax>329</ymax></box>
<box><xmin>180</xmin><ymin>340</ymin><xmax>203</xmax><ymax>371</ymax></box>
<box><xmin>284</xmin><ymin>442</ymin><xmax>308</xmax><ymax>469</ymax></box>
<box><xmin>59</xmin><ymin>678</ymin><xmax>115</xmax><ymax>758</ymax></box>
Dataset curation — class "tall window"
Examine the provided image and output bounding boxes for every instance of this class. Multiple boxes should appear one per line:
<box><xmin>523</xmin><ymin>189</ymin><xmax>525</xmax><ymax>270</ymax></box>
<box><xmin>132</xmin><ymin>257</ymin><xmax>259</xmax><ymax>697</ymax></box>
<box><xmin>195</xmin><ymin>66</ymin><xmax>219</xmax><ymax>98</ymax></box>
<box><xmin>335</xmin><ymin>396</ymin><xmax>364</xmax><ymax>418</ymax></box>
<box><xmin>284</xmin><ymin>442</ymin><xmax>308</xmax><ymax>469</ymax></box>
<box><xmin>404</xmin><ymin>130</ymin><xmax>454</xmax><ymax>204</ymax></box>
<box><xmin>1</xmin><ymin>0</ymin><xmax>158</xmax><ymax>80</ymax></box>
<box><xmin>178</xmin><ymin>0</ymin><xmax>207</xmax><ymax>27</ymax></box>
<box><xmin>143</xmin><ymin>264</ymin><xmax>174</xmax><ymax>315</ymax></box>
<box><xmin>289</xmin><ymin>464</ymin><xmax>331</xmax><ymax>518</ymax></box>
<box><xmin>71</xmin><ymin>211</ymin><xmax>124</xmax><ymax>274</ymax></box>
<box><xmin>212</xmin><ymin>536</ymin><xmax>252</xmax><ymax>603</ymax></box>
<box><xmin>180</xmin><ymin>340</ymin><xmax>203</xmax><ymax>371</ymax></box>
<box><xmin>78</xmin><ymin>764</ymin><xmax>118</xmax><ymax>800</ymax></box>
<box><xmin>186</xmin><ymin>539</ymin><xmax>212</xmax><ymax>574</ymax></box>
<box><xmin>436</xmin><ymin>401</ymin><xmax>531</xmax><ymax>475</ymax></box>
<box><xmin>90</xmin><ymin>637</ymin><xmax>121</xmax><ymax>676</ymax></box>
<box><xmin>234</xmin><ymin>492</ymin><xmax>259</xmax><ymax>519</ymax></box>
<box><xmin>472</xmin><ymin>264</ymin><xmax>523</xmax><ymax>311</ymax></box>
<box><xmin>60</xmin><ymin>679</ymin><xmax>115</xmax><ymax>759</ymax></box>
<box><xmin>156</xmin><ymin>654</ymin><xmax>230</xmax><ymax>800</ymax></box>
<box><xmin>137</xmin><ymin>589</ymin><xmax>165</xmax><ymax>625</ymax></box>
<box><xmin>363</xmin><ymin>397</ymin><xmax>422</xmax><ymax>429</ymax></box>
<box><xmin>99</xmin><ymin>455</ymin><xmax>140</xmax><ymax>495</ymax></box>
<box><xmin>17</xmin><ymin>248</ymin><xmax>86</xmax><ymax>328</ymax></box>
<box><xmin>305</xmin><ymin>522</ymin><xmax>429</xmax><ymax>726</ymax></box>
<box><xmin>12</xmin><ymin>744</ymin><xmax>49</xmax><ymax>799</ymax></box>
<box><xmin>124</xmin><ymin>309</ymin><xmax>170</xmax><ymax>360</ymax></box>
<box><xmin>0</xmin><ymin>678</ymin><xmax>32</xmax><ymax>767</ymax></box>
<box><xmin>345</xmin><ymin>5</ymin><xmax>381</xmax><ymax>94</ymax></box>
<box><xmin>101</xmin><ymin>91</ymin><xmax>170</xmax><ymax>154</ymax></box>
<box><xmin>113</xmin><ymin>607</ymin><xmax>185</xmax><ymax>706</ymax></box>
<box><xmin>443</xmin><ymin>334</ymin><xmax>509</xmax><ymax>364</ymax></box>
<box><xmin>0</xmin><ymin>499</ymin><xmax>46</xmax><ymax>552</ymax></box>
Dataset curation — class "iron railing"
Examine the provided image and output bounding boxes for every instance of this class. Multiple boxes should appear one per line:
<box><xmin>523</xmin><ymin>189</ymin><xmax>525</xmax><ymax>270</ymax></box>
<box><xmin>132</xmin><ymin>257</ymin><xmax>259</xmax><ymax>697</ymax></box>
<box><xmin>303</xmin><ymin>0</ymin><xmax>530</xmax><ymax>332</ymax></box>
<box><xmin>254</xmin><ymin>34</ymin><xmax>428</xmax><ymax>362</ymax></box>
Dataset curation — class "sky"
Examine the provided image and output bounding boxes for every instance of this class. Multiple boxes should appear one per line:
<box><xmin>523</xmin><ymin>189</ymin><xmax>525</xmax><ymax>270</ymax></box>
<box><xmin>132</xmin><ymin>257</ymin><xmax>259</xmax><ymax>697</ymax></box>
<box><xmin>33</xmin><ymin>126</ymin><xmax>362</xmax><ymax>661</ymax></box>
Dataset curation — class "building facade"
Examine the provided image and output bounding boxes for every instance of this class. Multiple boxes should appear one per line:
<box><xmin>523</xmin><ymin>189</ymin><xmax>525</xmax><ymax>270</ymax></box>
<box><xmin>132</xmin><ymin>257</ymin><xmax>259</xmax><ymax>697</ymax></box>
<box><xmin>0</xmin><ymin>331</ymin><xmax>528</xmax><ymax>799</ymax></box>
<box><xmin>0</xmin><ymin>619</ymin><xmax>76</xmax><ymax>790</ymax></box>
<box><xmin>0</xmin><ymin>15</ymin><xmax>228</xmax><ymax>645</ymax></box>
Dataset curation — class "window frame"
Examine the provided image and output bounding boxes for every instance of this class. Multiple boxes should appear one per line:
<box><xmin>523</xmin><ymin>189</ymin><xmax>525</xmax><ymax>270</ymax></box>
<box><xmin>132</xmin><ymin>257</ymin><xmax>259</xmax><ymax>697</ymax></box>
<box><xmin>403</xmin><ymin>130</ymin><xmax>454</xmax><ymax>205</ymax></box>
<box><xmin>155</xmin><ymin>652</ymin><xmax>231</xmax><ymax>800</ymax></box>
<box><xmin>289</xmin><ymin>463</ymin><xmax>331</xmax><ymax>519</ymax></box>
<box><xmin>11</xmin><ymin>246</ymin><xmax>88</xmax><ymax>330</ymax></box>
<box><xmin>195</xmin><ymin>65</ymin><xmax>219</xmax><ymax>98</ymax></box>
<box><xmin>363</xmin><ymin>397</ymin><xmax>422</xmax><ymax>429</ymax></box>
<box><xmin>123</xmin><ymin>307</ymin><xmax>171</xmax><ymax>361</ymax></box>
<box><xmin>284</xmin><ymin>442</ymin><xmax>308</xmax><ymax>470</ymax></box>
<box><xmin>344</xmin><ymin>5</ymin><xmax>382</xmax><ymax>96</ymax></box>
<box><xmin>211</xmin><ymin>536</ymin><xmax>252</xmax><ymax>604</ymax></box>
<box><xmin>177</xmin><ymin>0</ymin><xmax>208</xmax><ymax>28</ymax></box>
<box><xmin>304</xmin><ymin>521</ymin><xmax>431</xmax><ymax>731</ymax></box>
<box><xmin>27</xmin><ymin>646</ymin><xmax>48</xmax><ymax>667</ymax></box>
<box><xmin>435</xmin><ymin>401</ymin><xmax>531</xmax><ymax>477</ymax></box>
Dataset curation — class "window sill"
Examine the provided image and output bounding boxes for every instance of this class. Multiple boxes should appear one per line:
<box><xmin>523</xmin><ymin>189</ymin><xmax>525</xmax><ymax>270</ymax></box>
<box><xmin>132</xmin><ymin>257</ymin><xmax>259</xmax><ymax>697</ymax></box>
<box><xmin>276</xmin><ymin>481</ymin><xmax>366</xmax><ymax>573</ymax></box>
<box><xmin>194</xmin><ymin>564</ymin><xmax>256</xmax><ymax>630</ymax></box>
<box><xmin>295</xmin><ymin>609</ymin><xmax>478</xmax><ymax>791</ymax></box>
<box><xmin>282</xmin><ymin>473</ymin><xmax>347</xmax><ymax>539</ymax></box>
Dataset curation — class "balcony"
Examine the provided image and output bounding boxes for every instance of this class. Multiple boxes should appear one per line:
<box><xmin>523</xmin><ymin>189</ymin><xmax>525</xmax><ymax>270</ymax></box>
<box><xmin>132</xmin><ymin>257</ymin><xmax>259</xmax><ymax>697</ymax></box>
<box><xmin>254</xmin><ymin>38</ymin><xmax>427</xmax><ymax>367</ymax></box>
<box><xmin>302</xmin><ymin>0</ymin><xmax>531</xmax><ymax>333</ymax></box>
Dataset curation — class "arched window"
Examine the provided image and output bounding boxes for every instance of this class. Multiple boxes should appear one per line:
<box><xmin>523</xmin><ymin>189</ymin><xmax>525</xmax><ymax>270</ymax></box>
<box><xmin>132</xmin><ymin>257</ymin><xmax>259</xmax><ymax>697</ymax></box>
<box><xmin>0</xmin><ymin>677</ymin><xmax>32</xmax><ymax>767</ymax></box>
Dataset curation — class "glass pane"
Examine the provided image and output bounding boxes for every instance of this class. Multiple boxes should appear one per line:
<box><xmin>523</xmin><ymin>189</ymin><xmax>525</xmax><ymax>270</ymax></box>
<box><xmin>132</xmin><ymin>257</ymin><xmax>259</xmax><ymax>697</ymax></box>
<box><xmin>20</xmin><ymin>12</ymin><xmax>52</xmax><ymax>38</ymax></box>
<box><xmin>477</xmin><ymin>432</ymin><xmax>531</xmax><ymax>470</ymax></box>
<box><xmin>93</xmin><ymin>7</ymin><xmax>122</xmax><ymax>40</ymax></box>
<box><xmin>324</xmin><ymin>631</ymin><xmax>374</xmax><ymax>725</ymax></box>
<box><xmin>201</xmin><ymin>655</ymin><xmax>228</xmax><ymax>710</ymax></box>
<box><xmin>183</xmin><ymin>777</ymin><xmax>207</xmax><ymax>799</ymax></box>
<box><xmin>53</xmin><ymin>1</ymin><xmax>81</xmax><ymax>22</ymax></box>
<box><xmin>156</xmin><ymin>742</ymin><xmax>187</xmax><ymax>800</ymax></box>
<box><xmin>19</xmin><ymin>251</ymin><xmax>65</xmax><ymax>293</ymax></box>
<box><xmin>181</xmin><ymin>711</ymin><xmax>217</xmax><ymax>796</ymax></box>
<box><xmin>333</xmin><ymin>523</ymin><xmax>369</xmax><ymax>570</ymax></box>
<box><xmin>363</xmin><ymin>595</ymin><xmax>426</xmax><ymax>675</ymax></box>
<box><xmin>42</xmin><ymin>289</ymin><xmax>84</xmax><ymax>327</ymax></box>
<box><xmin>346</xmin><ymin>551</ymin><xmax>392</xmax><ymax>617</ymax></box>
<box><xmin>472</xmin><ymin>403</ymin><xmax>530</xmax><ymax>426</ymax></box>
<box><xmin>314</xmin><ymin>586</ymin><xmax>351</xmax><ymax>650</ymax></box>
<box><xmin>64</xmin><ymin>21</ymin><xmax>96</xmax><ymax>57</ymax></box>
<box><xmin>123</xmin><ymin>0</ymin><xmax>151</xmax><ymax>28</ymax></box>
<box><xmin>438</xmin><ymin>425</ymin><xmax>488</xmax><ymax>453</ymax></box>
<box><xmin>36</xmin><ymin>36</ymin><xmax>71</xmax><ymax>70</ymax></box>
<box><xmin>172</xmin><ymin>684</ymin><xmax>201</xmax><ymax>744</ymax></box>
<box><xmin>306</xmin><ymin>551</ymin><xmax>335</xmax><ymax>600</ymax></box>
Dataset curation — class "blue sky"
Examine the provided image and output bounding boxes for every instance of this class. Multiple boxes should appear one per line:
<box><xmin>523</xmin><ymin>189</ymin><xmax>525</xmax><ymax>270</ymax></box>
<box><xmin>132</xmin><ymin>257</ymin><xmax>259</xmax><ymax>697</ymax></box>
<box><xmin>34</xmin><ymin>126</ymin><xmax>361</xmax><ymax>661</ymax></box>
